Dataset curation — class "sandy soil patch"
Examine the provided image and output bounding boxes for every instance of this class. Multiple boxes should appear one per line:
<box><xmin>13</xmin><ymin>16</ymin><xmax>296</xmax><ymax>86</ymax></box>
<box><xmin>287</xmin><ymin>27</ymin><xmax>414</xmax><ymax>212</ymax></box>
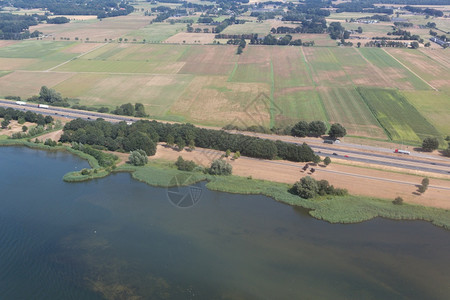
<box><xmin>37</xmin><ymin>129</ymin><xmax>63</xmax><ymax>142</ymax></box>
<box><xmin>152</xmin><ymin>144</ymin><xmax>450</xmax><ymax>209</ymax></box>
<box><xmin>0</xmin><ymin>120</ymin><xmax>35</xmax><ymax>136</ymax></box>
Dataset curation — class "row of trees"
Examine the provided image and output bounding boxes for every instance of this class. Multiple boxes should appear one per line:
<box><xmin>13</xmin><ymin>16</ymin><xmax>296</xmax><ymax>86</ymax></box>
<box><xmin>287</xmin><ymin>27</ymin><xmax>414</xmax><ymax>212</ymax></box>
<box><xmin>291</xmin><ymin>121</ymin><xmax>347</xmax><ymax>140</ymax></box>
<box><xmin>60</xmin><ymin>118</ymin><xmax>320</xmax><ymax>163</ymax></box>
<box><xmin>111</xmin><ymin>103</ymin><xmax>147</xmax><ymax>118</ymax></box>
<box><xmin>8</xmin><ymin>0</ymin><xmax>134</xmax><ymax>18</ymax></box>
<box><xmin>0</xmin><ymin>107</ymin><xmax>53</xmax><ymax>127</ymax></box>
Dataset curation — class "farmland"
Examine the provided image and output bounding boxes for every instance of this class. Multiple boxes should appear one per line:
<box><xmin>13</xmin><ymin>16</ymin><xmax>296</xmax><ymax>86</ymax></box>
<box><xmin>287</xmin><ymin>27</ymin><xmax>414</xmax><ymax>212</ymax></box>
<box><xmin>0</xmin><ymin>5</ymin><xmax>448</xmax><ymax>146</ymax></box>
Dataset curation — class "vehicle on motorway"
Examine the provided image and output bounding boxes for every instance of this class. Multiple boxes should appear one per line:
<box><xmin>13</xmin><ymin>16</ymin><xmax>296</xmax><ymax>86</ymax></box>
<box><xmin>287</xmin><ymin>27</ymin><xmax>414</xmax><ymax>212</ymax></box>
<box><xmin>332</xmin><ymin>153</ymin><xmax>338</xmax><ymax>156</ymax></box>
<box><xmin>323</xmin><ymin>139</ymin><xmax>340</xmax><ymax>144</ymax></box>
<box><xmin>16</xmin><ymin>101</ymin><xmax>27</xmax><ymax>106</ymax></box>
<box><xmin>38</xmin><ymin>104</ymin><xmax>49</xmax><ymax>109</ymax></box>
<box><xmin>394</xmin><ymin>149</ymin><xmax>410</xmax><ymax>155</ymax></box>
<box><xmin>344</xmin><ymin>155</ymin><xmax>349</xmax><ymax>158</ymax></box>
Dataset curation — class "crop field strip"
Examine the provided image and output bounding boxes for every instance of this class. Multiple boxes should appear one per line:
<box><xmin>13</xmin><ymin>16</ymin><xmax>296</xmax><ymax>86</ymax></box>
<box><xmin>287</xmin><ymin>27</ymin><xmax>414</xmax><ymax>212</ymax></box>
<box><xmin>385</xmin><ymin>48</ymin><xmax>450</xmax><ymax>91</ymax></box>
<box><xmin>0</xmin><ymin>37</ymin><xmax>448</xmax><ymax>142</ymax></box>
<box><xmin>357</xmin><ymin>88</ymin><xmax>442</xmax><ymax>144</ymax></box>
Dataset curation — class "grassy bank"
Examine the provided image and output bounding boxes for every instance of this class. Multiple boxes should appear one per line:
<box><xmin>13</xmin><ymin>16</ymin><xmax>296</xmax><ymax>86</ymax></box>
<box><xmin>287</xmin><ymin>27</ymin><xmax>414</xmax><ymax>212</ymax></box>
<box><xmin>1</xmin><ymin>140</ymin><xmax>449</xmax><ymax>229</ymax></box>
<box><xmin>116</xmin><ymin>159</ymin><xmax>450</xmax><ymax>230</ymax></box>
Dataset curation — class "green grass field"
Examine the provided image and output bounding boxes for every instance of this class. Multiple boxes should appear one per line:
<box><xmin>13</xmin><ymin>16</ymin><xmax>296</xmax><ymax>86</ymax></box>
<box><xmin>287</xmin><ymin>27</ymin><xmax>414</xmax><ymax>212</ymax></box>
<box><xmin>357</xmin><ymin>87</ymin><xmax>442</xmax><ymax>143</ymax></box>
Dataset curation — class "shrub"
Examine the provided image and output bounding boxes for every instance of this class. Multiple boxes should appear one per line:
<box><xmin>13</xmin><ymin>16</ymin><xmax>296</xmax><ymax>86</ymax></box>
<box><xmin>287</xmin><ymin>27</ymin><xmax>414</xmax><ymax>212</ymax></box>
<box><xmin>209</xmin><ymin>159</ymin><xmax>232</xmax><ymax>176</ymax></box>
<box><xmin>393</xmin><ymin>197</ymin><xmax>403</xmax><ymax>205</ymax></box>
<box><xmin>175</xmin><ymin>156</ymin><xmax>197</xmax><ymax>171</ymax></box>
<box><xmin>323</xmin><ymin>156</ymin><xmax>331</xmax><ymax>166</ymax></box>
<box><xmin>129</xmin><ymin>149</ymin><xmax>148</xmax><ymax>166</ymax></box>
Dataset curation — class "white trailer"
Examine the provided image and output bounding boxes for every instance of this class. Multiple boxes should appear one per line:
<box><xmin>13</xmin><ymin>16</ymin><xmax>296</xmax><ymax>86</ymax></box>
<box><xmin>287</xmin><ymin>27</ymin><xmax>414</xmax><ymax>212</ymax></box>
<box><xmin>38</xmin><ymin>104</ymin><xmax>49</xmax><ymax>109</ymax></box>
<box><xmin>16</xmin><ymin>101</ymin><xmax>27</xmax><ymax>106</ymax></box>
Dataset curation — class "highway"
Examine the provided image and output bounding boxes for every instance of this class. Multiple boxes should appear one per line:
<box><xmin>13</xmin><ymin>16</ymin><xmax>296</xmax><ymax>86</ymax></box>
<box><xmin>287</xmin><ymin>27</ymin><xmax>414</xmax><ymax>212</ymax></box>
<box><xmin>1</xmin><ymin>99</ymin><xmax>449</xmax><ymax>176</ymax></box>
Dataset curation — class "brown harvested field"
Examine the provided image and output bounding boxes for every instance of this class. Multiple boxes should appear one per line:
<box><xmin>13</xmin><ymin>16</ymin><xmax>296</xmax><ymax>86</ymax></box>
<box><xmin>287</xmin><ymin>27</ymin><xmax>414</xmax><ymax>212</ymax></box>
<box><xmin>152</xmin><ymin>145</ymin><xmax>450</xmax><ymax>209</ymax></box>
<box><xmin>237</xmin><ymin>45</ymin><xmax>273</xmax><ymax>64</ymax></box>
<box><xmin>170</xmin><ymin>76</ymin><xmax>271</xmax><ymax>126</ymax></box>
<box><xmin>0</xmin><ymin>71</ymin><xmax>75</xmax><ymax>98</ymax></box>
<box><xmin>420</xmin><ymin>48</ymin><xmax>450</xmax><ymax>69</ymax></box>
<box><xmin>290</xmin><ymin>34</ymin><xmax>336</xmax><ymax>47</ymax></box>
<box><xmin>31</xmin><ymin>15</ymin><xmax>151</xmax><ymax>42</ymax></box>
<box><xmin>0</xmin><ymin>40</ymin><xmax>19</xmax><ymax>48</ymax></box>
<box><xmin>165</xmin><ymin>32</ymin><xmax>216</xmax><ymax>44</ymax></box>
<box><xmin>54</xmin><ymin>73</ymin><xmax>193</xmax><ymax>116</ymax></box>
<box><xmin>0</xmin><ymin>58</ymin><xmax>37</xmax><ymax>70</ymax></box>
<box><xmin>178</xmin><ymin>45</ymin><xmax>237</xmax><ymax>75</ymax></box>
<box><xmin>385</xmin><ymin>48</ymin><xmax>450</xmax><ymax>89</ymax></box>
<box><xmin>61</xmin><ymin>42</ymin><xmax>105</xmax><ymax>54</ymax></box>
<box><xmin>272</xmin><ymin>47</ymin><xmax>313</xmax><ymax>88</ymax></box>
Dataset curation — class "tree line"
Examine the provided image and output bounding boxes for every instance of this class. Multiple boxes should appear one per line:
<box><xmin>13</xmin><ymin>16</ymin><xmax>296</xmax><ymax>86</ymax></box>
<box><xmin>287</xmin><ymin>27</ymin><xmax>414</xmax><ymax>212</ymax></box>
<box><xmin>6</xmin><ymin>0</ymin><xmax>134</xmax><ymax>18</ymax></box>
<box><xmin>60</xmin><ymin>118</ymin><xmax>320</xmax><ymax>163</ymax></box>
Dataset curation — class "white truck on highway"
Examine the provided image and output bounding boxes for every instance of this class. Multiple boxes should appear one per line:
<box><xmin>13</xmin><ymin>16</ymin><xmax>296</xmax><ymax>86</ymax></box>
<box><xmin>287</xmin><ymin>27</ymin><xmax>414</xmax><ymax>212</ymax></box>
<box><xmin>16</xmin><ymin>101</ymin><xmax>27</xmax><ymax>106</ymax></box>
<box><xmin>394</xmin><ymin>149</ymin><xmax>410</xmax><ymax>155</ymax></box>
<box><xmin>38</xmin><ymin>104</ymin><xmax>49</xmax><ymax>109</ymax></box>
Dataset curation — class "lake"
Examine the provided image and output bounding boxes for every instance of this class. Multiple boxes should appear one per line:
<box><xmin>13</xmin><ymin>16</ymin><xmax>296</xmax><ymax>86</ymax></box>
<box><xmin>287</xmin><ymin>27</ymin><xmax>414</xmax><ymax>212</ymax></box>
<box><xmin>0</xmin><ymin>146</ymin><xmax>449</xmax><ymax>299</ymax></box>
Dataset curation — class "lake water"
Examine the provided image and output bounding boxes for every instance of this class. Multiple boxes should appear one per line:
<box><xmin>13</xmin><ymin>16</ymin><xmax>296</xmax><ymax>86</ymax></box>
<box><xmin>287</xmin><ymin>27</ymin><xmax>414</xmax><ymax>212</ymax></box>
<box><xmin>0</xmin><ymin>146</ymin><xmax>449</xmax><ymax>299</ymax></box>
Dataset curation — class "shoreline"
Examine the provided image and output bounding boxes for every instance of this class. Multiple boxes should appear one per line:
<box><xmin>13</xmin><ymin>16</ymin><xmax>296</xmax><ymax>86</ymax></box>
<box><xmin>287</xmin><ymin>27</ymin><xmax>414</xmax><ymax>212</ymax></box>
<box><xmin>1</xmin><ymin>139</ymin><xmax>449</xmax><ymax>230</ymax></box>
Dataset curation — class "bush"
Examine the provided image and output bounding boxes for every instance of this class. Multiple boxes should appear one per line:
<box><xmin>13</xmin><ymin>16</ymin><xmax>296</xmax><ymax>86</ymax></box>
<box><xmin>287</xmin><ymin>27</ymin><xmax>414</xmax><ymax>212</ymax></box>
<box><xmin>129</xmin><ymin>149</ymin><xmax>148</xmax><ymax>166</ymax></box>
<box><xmin>81</xmin><ymin>169</ymin><xmax>90</xmax><ymax>175</ymax></box>
<box><xmin>44</xmin><ymin>139</ymin><xmax>57</xmax><ymax>147</ymax></box>
<box><xmin>393</xmin><ymin>197</ymin><xmax>403</xmax><ymax>205</ymax></box>
<box><xmin>209</xmin><ymin>159</ymin><xmax>232</xmax><ymax>176</ymax></box>
<box><xmin>291</xmin><ymin>176</ymin><xmax>348</xmax><ymax>199</ymax></box>
<box><xmin>175</xmin><ymin>156</ymin><xmax>197</xmax><ymax>171</ymax></box>
<box><xmin>323</xmin><ymin>156</ymin><xmax>331</xmax><ymax>166</ymax></box>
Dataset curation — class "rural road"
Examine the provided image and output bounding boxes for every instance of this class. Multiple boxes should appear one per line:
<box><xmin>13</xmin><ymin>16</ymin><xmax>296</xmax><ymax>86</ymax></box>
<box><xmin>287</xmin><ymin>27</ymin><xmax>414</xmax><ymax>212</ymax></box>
<box><xmin>1</xmin><ymin>99</ymin><xmax>449</xmax><ymax>176</ymax></box>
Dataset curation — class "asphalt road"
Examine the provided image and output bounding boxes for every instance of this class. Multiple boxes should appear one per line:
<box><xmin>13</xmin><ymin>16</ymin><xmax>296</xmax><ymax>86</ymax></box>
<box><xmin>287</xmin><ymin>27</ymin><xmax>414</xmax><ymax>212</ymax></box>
<box><xmin>1</xmin><ymin>100</ymin><xmax>449</xmax><ymax>176</ymax></box>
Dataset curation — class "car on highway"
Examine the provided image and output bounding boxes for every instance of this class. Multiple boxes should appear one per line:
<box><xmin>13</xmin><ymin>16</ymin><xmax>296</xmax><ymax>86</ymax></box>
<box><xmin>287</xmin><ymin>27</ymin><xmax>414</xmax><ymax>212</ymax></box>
<box><xmin>332</xmin><ymin>153</ymin><xmax>338</xmax><ymax>156</ymax></box>
<box><xmin>344</xmin><ymin>155</ymin><xmax>349</xmax><ymax>158</ymax></box>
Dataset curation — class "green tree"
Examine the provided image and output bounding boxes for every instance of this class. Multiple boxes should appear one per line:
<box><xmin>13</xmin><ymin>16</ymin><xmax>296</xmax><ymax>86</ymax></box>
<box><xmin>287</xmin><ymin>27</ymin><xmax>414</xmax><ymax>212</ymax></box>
<box><xmin>291</xmin><ymin>121</ymin><xmax>309</xmax><ymax>137</ymax></box>
<box><xmin>293</xmin><ymin>176</ymin><xmax>318</xmax><ymax>199</ymax></box>
<box><xmin>323</xmin><ymin>156</ymin><xmax>331</xmax><ymax>166</ymax></box>
<box><xmin>1</xmin><ymin>119</ymin><xmax>9</xmax><ymax>129</ymax></box>
<box><xmin>166</xmin><ymin>134</ymin><xmax>175</xmax><ymax>147</ymax></box>
<box><xmin>233</xmin><ymin>151</ymin><xmax>241</xmax><ymax>160</ymax></box>
<box><xmin>225</xmin><ymin>149</ymin><xmax>231</xmax><ymax>157</ymax></box>
<box><xmin>209</xmin><ymin>159</ymin><xmax>232</xmax><ymax>175</ymax></box>
<box><xmin>410</xmin><ymin>41</ymin><xmax>419</xmax><ymax>49</ymax></box>
<box><xmin>421</xmin><ymin>177</ymin><xmax>429</xmax><ymax>188</ymax></box>
<box><xmin>176</xmin><ymin>138</ymin><xmax>186</xmax><ymax>151</ymax></box>
<box><xmin>308</xmin><ymin>121</ymin><xmax>327</xmax><ymax>137</ymax></box>
<box><xmin>22</xmin><ymin>125</ymin><xmax>28</xmax><ymax>132</ymax></box>
<box><xmin>328</xmin><ymin>123</ymin><xmax>347</xmax><ymax>140</ymax></box>
<box><xmin>134</xmin><ymin>103</ymin><xmax>147</xmax><ymax>117</ymax></box>
<box><xmin>129</xmin><ymin>149</ymin><xmax>148</xmax><ymax>166</ymax></box>
<box><xmin>123</xmin><ymin>131</ymin><xmax>156</xmax><ymax>156</ymax></box>
<box><xmin>422</xmin><ymin>137</ymin><xmax>439</xmax><ymax>152</ymax></box>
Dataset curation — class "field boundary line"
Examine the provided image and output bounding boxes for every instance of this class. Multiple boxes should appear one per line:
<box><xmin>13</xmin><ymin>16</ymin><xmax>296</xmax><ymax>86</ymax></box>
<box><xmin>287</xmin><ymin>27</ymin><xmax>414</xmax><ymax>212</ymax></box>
<box><xmin>45</xmin><ymin>42</ymin><xmax>110</xmax><ymax>72</ymax></box>
<box><xmin>381</xmin><ymin>48</ymin><xmax>438</xmax><ymax>91</ymax></box>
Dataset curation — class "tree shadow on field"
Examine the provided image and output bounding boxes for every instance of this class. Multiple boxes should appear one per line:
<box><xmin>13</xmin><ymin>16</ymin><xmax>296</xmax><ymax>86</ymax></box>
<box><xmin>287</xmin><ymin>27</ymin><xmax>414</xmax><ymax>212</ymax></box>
<box><xmin>412</xmin><ymin>192</ymin><xmax>421</xmax><ymax>196</ymax></box>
